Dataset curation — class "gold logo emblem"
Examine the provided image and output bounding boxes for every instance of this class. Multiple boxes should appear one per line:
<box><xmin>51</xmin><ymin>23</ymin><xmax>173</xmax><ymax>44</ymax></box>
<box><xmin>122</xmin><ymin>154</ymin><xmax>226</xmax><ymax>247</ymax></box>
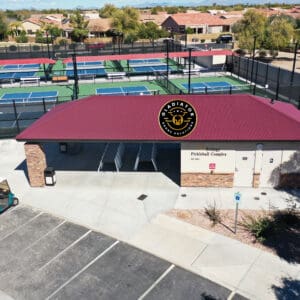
<box><xmin>159</xmin><ymin>99</ymin><xmax>197</xmax><ymax>137</ymax></box>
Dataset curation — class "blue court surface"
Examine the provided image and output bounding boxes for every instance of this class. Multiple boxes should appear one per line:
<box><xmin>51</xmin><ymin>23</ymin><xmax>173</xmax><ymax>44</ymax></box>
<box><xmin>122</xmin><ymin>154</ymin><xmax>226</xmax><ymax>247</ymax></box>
<box><xmin>2</xmin><ymin>64</ymin><xmax>40</xmax><ymax>70</ymax></box>
<box><xmin>0</xmin><ymin>91</ymin><xmax>58</xmax><ymax>104</ymax></box>
<box><xmin>0</xmin><ymin>71</ymin><xmax>38</xmax><ymax>80</ymax></box>
<box><xmin>66</xmin><ymin>68</ymin><xmax>106</xmax><ymax>76</ymax></box>
<box><xmin>131</xmin><ymin>65</ymin><xmax>169</xmax><ymax>73</ymax></box>
<box><xmin>182</xmin><ymin>81</ymin><xmax>237</xmax><ymax>93</ymax></box>
<box><xmin>66</xmin><ymin>61</ymin><xmax>104</xmax><ymax>68</ymax></box>
<box><xmin>128</xmin><ymin>59</ymin><xmax>163</xmax><ymax>65</ymax></box>
<box><xmin>96</xmin><ymin>86</ymin><xmax>151</xmax><ymax>95</ymax></box>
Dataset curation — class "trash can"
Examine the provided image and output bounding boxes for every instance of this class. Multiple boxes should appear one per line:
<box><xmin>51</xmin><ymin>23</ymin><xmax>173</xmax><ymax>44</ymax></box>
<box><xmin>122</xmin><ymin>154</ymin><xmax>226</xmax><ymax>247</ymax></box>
<box><xmin>44</xmin><ymin>167</ymin><xmax>56</xmax><ymax>186</ymax></box>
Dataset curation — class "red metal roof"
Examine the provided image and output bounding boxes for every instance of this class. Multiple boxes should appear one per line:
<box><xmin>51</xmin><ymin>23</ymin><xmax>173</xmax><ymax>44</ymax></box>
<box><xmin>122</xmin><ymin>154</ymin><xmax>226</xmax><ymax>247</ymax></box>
<box><xmin>62</xmin><ymin>50</ymin><xmax>232</xmax><ymax>63</ymax></box>
<box><xmin>0</xmin><ymin>58</ymin><xmax>56</xmax><ymax>65</ymax></box>
<box><xmin>16</xmin><ymin>94</ymin><xmax>300</xmax><ymax>142</ymax></box>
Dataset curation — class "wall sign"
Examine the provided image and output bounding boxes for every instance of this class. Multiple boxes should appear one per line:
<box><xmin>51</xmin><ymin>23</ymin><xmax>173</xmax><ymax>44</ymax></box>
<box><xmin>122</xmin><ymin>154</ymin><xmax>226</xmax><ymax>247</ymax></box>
<box><xmin>159</xmin><ymin>99</ymin><xmax>197</xmax><ymax>138</ymax></box>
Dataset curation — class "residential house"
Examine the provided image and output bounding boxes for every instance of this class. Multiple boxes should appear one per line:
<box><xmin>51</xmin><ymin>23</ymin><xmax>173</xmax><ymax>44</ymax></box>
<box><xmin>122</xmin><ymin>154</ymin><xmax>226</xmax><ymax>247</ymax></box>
<box><xmin>21</xmin><ymin>18</ymin><xmax>42</xmax><ymax>35</ymax></box>
<box><xmin>161</xmin><ymin>13</ymin><xmax>235</xmax><ymax>34</ymax></box>
<box><xmin>87</xmin><ymin>18</ymin><xmax>112</xmax><ymax>38</ymax></box>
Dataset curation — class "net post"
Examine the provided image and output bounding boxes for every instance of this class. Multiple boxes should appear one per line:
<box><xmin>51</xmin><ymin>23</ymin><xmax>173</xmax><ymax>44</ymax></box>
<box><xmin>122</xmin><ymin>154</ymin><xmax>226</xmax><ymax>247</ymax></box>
<box><xmin>229</xmin><ymin>86</ymin><xmax>232</xmax><ymax>95</ymax></box>
<box><xmin>205</xmin><ymin>86</ymin><xmax>208</xmax><ymax>94</ymax></box>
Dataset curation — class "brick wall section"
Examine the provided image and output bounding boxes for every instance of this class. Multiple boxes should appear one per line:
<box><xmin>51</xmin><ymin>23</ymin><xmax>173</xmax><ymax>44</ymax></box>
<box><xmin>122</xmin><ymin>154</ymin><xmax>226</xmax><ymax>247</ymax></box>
<box><xmin>252</xmin><ymin>173</ymin><xmax>260</xmax><ymax>188</ymax></box>
<box><xmin>181</xmin><ymin>173</ymin><xmax>234</xmax><ymax>187</ymax></box>
<box><xmin>24</xmin><ymin>143</ymin><xmax>47</xmax><ymax>187</ymax></box>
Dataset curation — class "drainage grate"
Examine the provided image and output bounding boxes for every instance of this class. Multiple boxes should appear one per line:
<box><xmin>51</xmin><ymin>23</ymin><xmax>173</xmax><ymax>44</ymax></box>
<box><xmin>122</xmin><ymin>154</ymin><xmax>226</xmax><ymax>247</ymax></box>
<box><xmin>137</xmin><ymin>194</ymin><xmax>148</xmax><ymax>201</ymax></box>
<box><xmin>254</xmin><ymin>197</ymin><xmax>260</xmax><ymax>200</ymax></box>
<box><xmin>261</xmin><ymin>192</ymin><xmax>267</xmax><ymax>196</ymax></box>
<box><xmin>181</xmin><ymin>194</ymin><xmax>187</xmax><ymax>197</ymax></box>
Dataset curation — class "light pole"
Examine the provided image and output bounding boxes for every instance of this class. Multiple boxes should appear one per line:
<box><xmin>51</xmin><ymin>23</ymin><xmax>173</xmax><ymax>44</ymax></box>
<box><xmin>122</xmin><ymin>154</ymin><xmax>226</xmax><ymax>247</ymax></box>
<box><xmin>188</xmin><ymin>47</ymin><xmax>192</xmax><ymax>94</ymax></box>
<box><xmin>250</xmin><ymin>35</ymin><xmax>257</xmax><ymax>85</ymax></box>
<box><xmin>45</xmin><ymin>31</ymin><xmax>50</xmax><ymax>59</ymax></box>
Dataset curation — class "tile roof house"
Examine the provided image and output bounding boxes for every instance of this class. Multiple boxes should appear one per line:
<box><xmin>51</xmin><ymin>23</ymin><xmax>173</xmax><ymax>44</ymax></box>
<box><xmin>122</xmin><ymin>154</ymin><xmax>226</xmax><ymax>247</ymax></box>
<box><xmin>161</xmin><ymin>13</ymin><xmax>234</xmax><ymax>34</ymax></box>
<box><xmin>87</xmin><ymin>18</ymin><xmax>112</xmax><ymax>37</ymax></box>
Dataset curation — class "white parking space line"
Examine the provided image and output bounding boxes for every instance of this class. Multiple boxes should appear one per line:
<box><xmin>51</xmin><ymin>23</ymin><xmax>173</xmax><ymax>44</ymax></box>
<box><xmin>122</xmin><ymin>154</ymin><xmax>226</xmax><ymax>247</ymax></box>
<box><xmin>21</xmin><ymin>220</ymin><xmax>66</xmax><ymax>253</ymax></box>
<box><xmin>0</xmin><ymin>211</ymin><xmax>43</xmax><ymax>242</ymax></box>
<box><xmin>46</xmin><ymin>240</ymin><xmax>119</xmax><ymax>300</ymax></box>
<box><xmin>38</xmin><ymin>229</ymin><xmax>92</xmax><ymax>272</ymax></box>
<box><xmin>138</xmin><ymin>264</ymin><xmax>175</xmax><ymax>300</ymax></box>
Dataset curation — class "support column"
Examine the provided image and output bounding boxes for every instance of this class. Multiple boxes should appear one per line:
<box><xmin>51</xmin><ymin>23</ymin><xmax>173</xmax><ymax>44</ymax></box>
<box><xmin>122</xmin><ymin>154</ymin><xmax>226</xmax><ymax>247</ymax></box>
<box><xmin>24</xmin><ymin>143</ymin><xmax>47</xmax><ymax>187</ymax></box>
<box><xmin>252</xmin><ymin>173</ymin><xmax>260</xmax><ymax>188</ymax></box>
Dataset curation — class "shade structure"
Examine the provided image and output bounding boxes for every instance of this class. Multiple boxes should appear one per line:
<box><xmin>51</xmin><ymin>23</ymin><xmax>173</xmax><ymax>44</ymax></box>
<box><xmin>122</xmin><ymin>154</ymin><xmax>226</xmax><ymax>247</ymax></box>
<box><xmin>62</xmin><ymin>50</ymin><xmax>233</xmax><ymax>63</ymax></box>
<box><xmin>16</xmin><ymin>94</ymin><xmax>300</xmax><ymax>142</ymax></box>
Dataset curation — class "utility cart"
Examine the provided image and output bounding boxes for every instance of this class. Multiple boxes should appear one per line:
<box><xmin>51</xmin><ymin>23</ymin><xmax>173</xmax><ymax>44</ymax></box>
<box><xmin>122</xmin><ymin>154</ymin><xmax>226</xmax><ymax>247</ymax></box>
<box><xmin>0</xmin><ymin>177</ymin><xmax>18</xmax><ymax>213</ymax></box>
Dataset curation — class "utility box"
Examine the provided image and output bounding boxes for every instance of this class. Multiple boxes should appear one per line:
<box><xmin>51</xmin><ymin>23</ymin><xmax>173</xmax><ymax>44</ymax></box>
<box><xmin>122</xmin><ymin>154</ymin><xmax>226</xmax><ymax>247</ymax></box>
<box><xmin>44</xmin><ymin>167</ymin><xmax>56</xmax><ymax>186</ymax></box>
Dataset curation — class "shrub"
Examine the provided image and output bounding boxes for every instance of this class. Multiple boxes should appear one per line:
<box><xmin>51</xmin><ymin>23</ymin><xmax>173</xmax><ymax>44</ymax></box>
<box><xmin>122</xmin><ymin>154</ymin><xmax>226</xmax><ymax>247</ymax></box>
<box><xmin>259</xmin><ymin>50</ymin><xmax>267</xmax><ymax>58</ymax></box>
<box><xmin>15</xmin><ymin>33</ymin><xmax>28</xmax><ymax>43</ymax></box>
<box><xmin>235</xmin><ymin>48</ymin><xmax>247</xmax><ymax>56</ymax></box>
<box><xmin>201</xmin><ymin>39</ymin><xmax>205</xmax><ymax>43</ymax></box>
<box><xmin>204</xmin><ymin>201</ymin><xmax>221</xmax><ymax>226</ymax></box>
<box><xmin>8</xmin><ymin>45</ymin><xmax>17</xmax><ymax>51</ymax></box>
<box><xmin>241</xmin><ymin>214</ymin><xmax>273</xmax><ymax>242</ymax></box>
<box><xmin>269</xmin><ymin>49</ymin><xmax>279</xmax><ymax>58</ymax></box>
<box><xmin>58</xmin><ymin>38</ymin><xmax>68</xmax><ymax>46</ymax></box>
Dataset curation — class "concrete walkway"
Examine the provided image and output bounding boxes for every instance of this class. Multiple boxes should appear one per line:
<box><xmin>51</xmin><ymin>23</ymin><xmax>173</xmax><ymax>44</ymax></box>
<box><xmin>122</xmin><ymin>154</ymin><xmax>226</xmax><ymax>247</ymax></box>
<box><xmin>1</xmin><ymin>139</ymin><xmax>299</xmax><ymax>300</ymax></box>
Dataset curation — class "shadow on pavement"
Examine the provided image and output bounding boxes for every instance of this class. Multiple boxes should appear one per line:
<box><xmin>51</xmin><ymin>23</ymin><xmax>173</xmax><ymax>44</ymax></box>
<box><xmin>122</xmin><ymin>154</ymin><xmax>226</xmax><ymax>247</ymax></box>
<box><xmin>272</xmin><ymin>277</ymin><xmax>300</xmax><ymax>300</ymax></box>
<box><xmin>15</xmin><ymin>142</ymin><xmax>181</xmax><ymax>185</ymax></box>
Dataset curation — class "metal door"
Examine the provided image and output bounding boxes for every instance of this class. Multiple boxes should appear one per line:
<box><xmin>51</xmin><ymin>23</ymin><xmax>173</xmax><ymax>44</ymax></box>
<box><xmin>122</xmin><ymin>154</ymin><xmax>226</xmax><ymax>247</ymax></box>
<box><xmin>234</xmin><ymin>151</ymin><xmax>255</xmax><ymax>187</ymax></box>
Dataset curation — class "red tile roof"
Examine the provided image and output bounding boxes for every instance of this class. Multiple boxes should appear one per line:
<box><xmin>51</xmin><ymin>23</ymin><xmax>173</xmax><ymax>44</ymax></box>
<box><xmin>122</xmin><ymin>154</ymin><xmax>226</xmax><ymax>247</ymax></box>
<box><xmin>16</xmin><ymin>94</ymin><xmax>300</xmax><ymax>142</ymax></box>
<box><xmin>168</xmin><ymin>13</ymin><xmax>228</xmax><ymax>26</ymax></box>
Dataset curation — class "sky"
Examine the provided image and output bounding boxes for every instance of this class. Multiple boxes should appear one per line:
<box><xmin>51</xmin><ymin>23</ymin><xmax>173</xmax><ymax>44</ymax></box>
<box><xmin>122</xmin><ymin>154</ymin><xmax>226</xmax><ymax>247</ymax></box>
<box><xmin>4</xmin><ymin>0</ymin><xmax>300</xmax><ymax>10</ymax></box>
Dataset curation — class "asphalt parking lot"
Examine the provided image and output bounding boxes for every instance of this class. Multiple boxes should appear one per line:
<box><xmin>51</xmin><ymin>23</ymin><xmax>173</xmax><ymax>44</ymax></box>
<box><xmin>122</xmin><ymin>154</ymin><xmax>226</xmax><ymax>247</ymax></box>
<box><xmin>0</xmin><ymin>205</ymin><xmax>248</xmax><ymax>300</ymax></box>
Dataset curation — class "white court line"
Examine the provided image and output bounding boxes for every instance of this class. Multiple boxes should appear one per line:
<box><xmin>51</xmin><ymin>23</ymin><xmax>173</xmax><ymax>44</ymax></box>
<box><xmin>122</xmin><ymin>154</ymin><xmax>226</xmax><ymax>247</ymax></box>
<box><xmin>38</xmin><ymin>229</ymin><xmax>92</xmax><ymax>272</ymax></box>
<box><xmin>46</xmin><ymin>240</ymin><xmax>119</xmax><ymax>300</ymax></box>
<box><xmin>138</xmin><ymin>264</ymin><xmax>175</xmax><ymax>300</ymax></box>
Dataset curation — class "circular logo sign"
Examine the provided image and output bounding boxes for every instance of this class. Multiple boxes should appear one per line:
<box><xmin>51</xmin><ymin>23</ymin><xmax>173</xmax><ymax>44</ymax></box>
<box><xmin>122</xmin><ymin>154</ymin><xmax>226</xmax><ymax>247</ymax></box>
<box><xmin>159</xmin><ymin>99</ymin><xmax>197</xmax><ymax>138</ymax></box>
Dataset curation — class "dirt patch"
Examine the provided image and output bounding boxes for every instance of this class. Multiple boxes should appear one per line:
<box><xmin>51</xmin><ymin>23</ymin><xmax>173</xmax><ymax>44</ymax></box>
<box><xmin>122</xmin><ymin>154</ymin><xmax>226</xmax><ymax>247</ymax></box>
<box><xmin>167</xmin><ymin>209</ymin><xmax>300</xmax><ymax>261</ymax></box>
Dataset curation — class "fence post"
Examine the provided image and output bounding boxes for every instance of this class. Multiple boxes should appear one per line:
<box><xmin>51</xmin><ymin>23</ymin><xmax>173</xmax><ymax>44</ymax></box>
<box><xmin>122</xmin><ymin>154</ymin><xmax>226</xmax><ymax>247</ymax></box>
<box><xmin>275</xmin><ymin>67</ymin><xmax>281</xmax><ymax>100</ymax></box>
<box><xmin>246</xmin><ymin>57</ymin><xmax>250</xmax><ymax>83</ymax></box>
<box><xmin>237</xmin><ymin>55</ymin><xmax>241</xmax><ymax>79</ymax></box>
<box><xmin>12</xmin><ymin>100</ymin><xmax>20</xmax><ymax>133</ymax></box>
<box><xmin>253</xmin><ymin>60</ymin><xmax>259</xmax><ymax>95</ymax></box>
<box><xmin>265</xmin><ymin>63</ymin><xmax>269</xmax><ymax>88</ymax></box>
<box><xmin>42</xmin><ymin>98</ymin><xmax>46</xmax><ymax>113</ymax></box>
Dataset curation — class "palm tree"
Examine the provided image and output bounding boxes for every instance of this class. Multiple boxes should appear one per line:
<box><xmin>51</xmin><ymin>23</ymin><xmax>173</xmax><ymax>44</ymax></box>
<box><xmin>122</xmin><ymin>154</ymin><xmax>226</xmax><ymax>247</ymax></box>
<box><xmin>8</xmin><ymin>21</ymin><xmax>23</xmax><ymax>37</ymax></box>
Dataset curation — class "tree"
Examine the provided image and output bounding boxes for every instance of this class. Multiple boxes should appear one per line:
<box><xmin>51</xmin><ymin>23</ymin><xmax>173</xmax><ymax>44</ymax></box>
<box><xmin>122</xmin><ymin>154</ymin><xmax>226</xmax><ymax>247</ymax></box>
<box><xmin>232</xmin><ymin>9</ymin><xmax>267</xmax><ymax>50</ymax></box>
<box><xmin>124</xmin><ymin>30</ymin><xmax>139</xmax><ymax>47</ymax></box>
<box><xmin>7</xmin><ymin>21</ymin><xmax>23</xmax><ymax>37</ymax></box>
<box><xmin>0</xmin><ymin>12</ymin><xmax>8</xmax><ymax>40</ymax></box>
<box><xmin>111</xmin><ymin>7</ymin><xmax>139</xmax><ymax>34</ymax></box>
<box><xmin>266</xmin><ymin>16</ymin><xmax>294</xmax><ymax>50</ymax></box>
<box><xmin>69</xmin><ymin>11</ymin><xmax>89</xmax><ymax>42</ymax></box>
<box><xmin>41</xmin><ymin>23</ymin><xmax>62</xmax><ymax>40</ymax></box>
<box><xmin>99</xmin><ymin>4</ymin><xmax>118</xmax><ymax>18</ymax></box>
<box><xmin>138</xmin><ymin>22</ymin><xmax>167</xmax><ymax>44</ymax></box>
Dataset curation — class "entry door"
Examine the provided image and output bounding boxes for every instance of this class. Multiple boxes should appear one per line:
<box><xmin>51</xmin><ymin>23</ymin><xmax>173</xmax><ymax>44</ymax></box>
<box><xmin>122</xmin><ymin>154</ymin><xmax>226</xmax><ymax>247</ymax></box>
<box><xmin>260</xmin><ymin>150</ymin><xmax>282</xmax><ymax>187</ymax></box>
<box><xmin>234</xmin><ymin>151</ymin><xmax>255</xmax><ymax>187</ymax></box>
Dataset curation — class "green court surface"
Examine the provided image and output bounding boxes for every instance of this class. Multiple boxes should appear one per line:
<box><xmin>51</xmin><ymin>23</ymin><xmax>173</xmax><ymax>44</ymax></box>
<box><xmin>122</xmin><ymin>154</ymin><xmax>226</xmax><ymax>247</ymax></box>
<box><xmin>0</xmin><ymin>80</ymin><xmax>168</xmax><ymax>102</ymax></box>
<box><xmin>170</xmin><ymin>75</ymin><xmax>250</xmax><ymax>93</ymax></box>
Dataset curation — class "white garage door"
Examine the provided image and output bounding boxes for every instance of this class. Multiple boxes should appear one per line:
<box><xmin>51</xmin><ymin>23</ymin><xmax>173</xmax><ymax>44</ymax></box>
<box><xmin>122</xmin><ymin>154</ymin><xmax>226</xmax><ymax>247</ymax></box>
<box><xmin>260</xmin><ymin>150</ymin><xmax>282</xmax><ymax>187</ymax></box>
<box><xmin>234</xmin><ymin>151</ymin><xmax>255</xmax><ymax>187</ymax></box>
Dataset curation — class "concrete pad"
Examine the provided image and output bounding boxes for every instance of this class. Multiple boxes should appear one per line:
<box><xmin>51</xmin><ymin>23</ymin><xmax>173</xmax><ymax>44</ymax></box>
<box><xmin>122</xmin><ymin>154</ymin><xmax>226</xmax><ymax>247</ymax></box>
<box><xmin>52</xmin><ymin>242</ymin><xmax>171</xmax><ymax>300</ymax></box>
<box><xmin>145</xmin><ymin>266</ymin><xmax>231</xmax><ymax>300</ymax></box>
<box><xmin>130</xmin><ymin>223</ymin><xmax>207</xmax><ymax>268</ymax></box>
<box><xmin>0</xmin><ymin>290</ymin><xmax>14</xmax><ymax>300</ymax></box>
<box><xmin>176</xmin><ymin>187</ymin><xmax>298</xmax><ymax>210</ymax></box>
<box><xmin>192</xmin><ymin>242</ymin><xmax>261</xmax><ymax>288</ymax></box>
<box><xmin>237</xmin><ymin>252</ymin><xmax>300</xmax><ymax>300</ymax></box>
<box><xmin>3</xmin><ymin>231</ymin><xmax>115</xmax><ymax>299</ymax></box>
